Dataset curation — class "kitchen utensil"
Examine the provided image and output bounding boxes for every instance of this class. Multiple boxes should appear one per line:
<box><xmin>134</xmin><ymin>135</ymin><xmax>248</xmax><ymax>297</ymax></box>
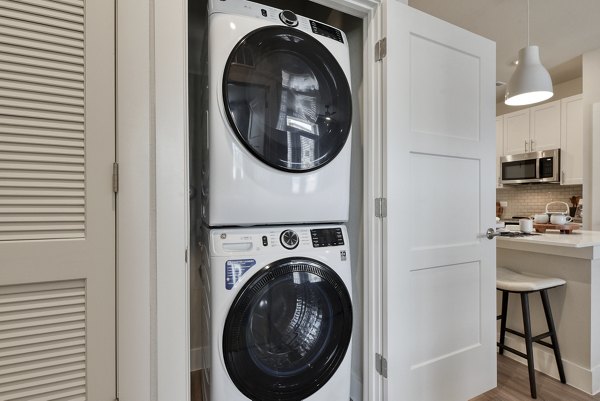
<box><xmin>519</xmin><ymin>219</ymin><xmax>533</xmax><ymax>233</ymax></box>
<box><xmin>550</xmin><ymin>214</ymin><xmax>573</xmax><ymax>225</ymax></box>
<box><xmin>569</xmin><ymin>196</ymin><xmax>581</xmax><ymax>208</ymax></box>
<box><xmin>531</xmin><ymin>214</ymin><xmax>549</xmax><ymax>224</ymax></box>
<box><xmin>545</xmin><ymin>201</ymin><xmax>570</xmax><ymax>217</ymax></box>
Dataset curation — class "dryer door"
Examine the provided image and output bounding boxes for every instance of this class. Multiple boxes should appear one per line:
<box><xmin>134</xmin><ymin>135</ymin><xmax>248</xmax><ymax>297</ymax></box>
<box><xmin>223</xmin><ymin>257</ymin><xmax>352</xmax><ymax>401</ymax></box>
<box><xmin>223</xmin><ymin>26</ymin><xmax>352</xmax><ymax>173</ymax></box>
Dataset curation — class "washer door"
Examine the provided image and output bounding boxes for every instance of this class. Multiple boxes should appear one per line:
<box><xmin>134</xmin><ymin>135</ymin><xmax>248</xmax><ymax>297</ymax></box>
<box><xmin>223</xmin><ymin>26</ymin><xmax>352</xmax><ymax>173</ymax></box>
<box><xmin>223</xmin><ymin>257</ymin><xmax>352</xmax><ymax>401</ymax></box>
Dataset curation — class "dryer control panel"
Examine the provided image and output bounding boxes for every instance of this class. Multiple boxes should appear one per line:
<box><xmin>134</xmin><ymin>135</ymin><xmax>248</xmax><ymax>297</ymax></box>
<box><xmin>208</xmin><ymin>0</ymin><xmax>348</xmax><ymax>44</ymax></box>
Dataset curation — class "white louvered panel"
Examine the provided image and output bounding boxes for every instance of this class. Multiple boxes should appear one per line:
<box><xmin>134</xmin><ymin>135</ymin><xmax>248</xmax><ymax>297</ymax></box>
<box><xmin>0</xmin><ymin>16</ymin><xmax>83</xmax><ymax>42</ymax></box>
<box><xmin>0</xmin><ymin>280</ymin><xmax>87</xmax><ymax>401</ymax></box>
<box><xmin>0</xmin><ymin>26</ymin><xmax>83</xmax><ymax>49</ymax></box>
<box><xmin>0</xmin><ymin>71</ymin><xmax>84</xmax><ymax>91</ymax></box>
<box><xmin>0</xmin><ymin>44</ymin><xmax>82</xmax><ymax>68</ymax></box>
<box><xmin>9</xmin><ymin>0</ymin><xmax>84</xmax><ymax>14</ymax></box>
<box><xmin>0</xmin><ymin>35</ymin><xmax>83</xmax><ymax>58</ymax></box>
<box><xmin>0</xmin><ymin>172</ymin><xmax>84</xmax><ymax>181</ymax></box>
<box><xmin>0</xmin><ymin>12</ymin><xmax>82</xmax><ymax>36</ymax></box>
<box><xmin>0</xmin><ymin>80</ymin><xmax>82</xmax><ymax>99</ymax></box>
<box><xmin>0</xmin><ymin>127</ymin><xmax>83</xmax><ymax>140</ymax></box>
<box><xmin>0</xmin><ymin>53</ymin><xmax>83</xmax><ymax>74</ymax></box>
<box><xmin>0</xmin><ymin>143</ymin><xmax>84</xmax><ymax>155</ymax></box>
<box><xmin>0</xmin><ymin>197</ymin><xmax>83</xmax><ymax>205</ymax></box>
<box><xmin>0</xmin><ymin>1</ymin><xmax>84</xmax><ymax>24</ymax></box>
<box><xmin>0</xmin><ymin>61</ymin><xmax>83</xmax><ymax>83</ymax></box>
<box><xmin>0</xmin><ymin>98</ymin><xmax>84</xmax><ymax>115</ymax></box>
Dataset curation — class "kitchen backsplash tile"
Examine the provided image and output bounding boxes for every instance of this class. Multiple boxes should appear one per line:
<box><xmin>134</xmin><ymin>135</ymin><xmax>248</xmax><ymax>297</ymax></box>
<box><xmin>496</xmin><ymin>184</ymin><xmax>582</xmax><ymax>219</ymax></box>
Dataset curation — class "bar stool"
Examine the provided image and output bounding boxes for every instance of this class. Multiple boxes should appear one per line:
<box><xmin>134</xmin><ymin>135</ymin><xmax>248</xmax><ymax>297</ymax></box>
<box><xmin>496</xmin><ymin>267</ymin><xmax>567</xmax><ymax>399</ymax></box>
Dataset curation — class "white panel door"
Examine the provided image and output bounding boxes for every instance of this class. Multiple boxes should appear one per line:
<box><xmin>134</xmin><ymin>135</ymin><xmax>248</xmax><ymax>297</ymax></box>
<box><xmin>0</xmin><ymin>1</ymin><xmax>116</xmax><ymax>399</ymax></box>
<box><xmin>381</xmin><ymin>1</ymin><xmax>496</xmax><ymax>400</ymax></box>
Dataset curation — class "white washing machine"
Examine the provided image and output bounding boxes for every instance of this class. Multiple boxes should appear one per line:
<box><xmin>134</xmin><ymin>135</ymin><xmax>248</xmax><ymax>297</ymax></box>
<box><xmin>202</xmin><ymin>0</ymin><xmax>353</xmax><ymax>226</ymax></box>
<box><xmin>204</xmin><ymin>224</ymin><xmax>353</xmax><ymax>401</ymax></box>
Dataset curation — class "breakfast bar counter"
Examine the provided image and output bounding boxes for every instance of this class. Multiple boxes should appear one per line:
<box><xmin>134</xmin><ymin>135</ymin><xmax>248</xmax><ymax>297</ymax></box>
<box><xmin>496</xmin><ymin>230</ymin><xmax>600</xmax><ymax>395</ymax></box>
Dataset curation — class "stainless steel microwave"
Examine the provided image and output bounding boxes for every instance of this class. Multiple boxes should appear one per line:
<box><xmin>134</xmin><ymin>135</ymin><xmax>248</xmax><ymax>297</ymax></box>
<box><xmin>500</xmin><ymin>149</ymin><xmax>560</xmax><ymax>184</ymax></box>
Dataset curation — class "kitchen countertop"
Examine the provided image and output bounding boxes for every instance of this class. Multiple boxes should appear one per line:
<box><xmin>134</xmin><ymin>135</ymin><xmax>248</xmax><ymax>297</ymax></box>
<box><xmin>497</xmin><ymin>230</ymin><xmax>600</xmax><ymax>248</ymax></box>
<box><xmin>496</xmin><ymin>230</ymin><xmax>600</xmax><ymax>259</ymax></box>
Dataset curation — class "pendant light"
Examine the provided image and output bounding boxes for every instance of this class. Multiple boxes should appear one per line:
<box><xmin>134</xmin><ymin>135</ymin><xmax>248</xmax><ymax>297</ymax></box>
<box><xmin>504</xmin><ymin>0</ymin><xmax>553</xmax><ymax>106</ymax></box>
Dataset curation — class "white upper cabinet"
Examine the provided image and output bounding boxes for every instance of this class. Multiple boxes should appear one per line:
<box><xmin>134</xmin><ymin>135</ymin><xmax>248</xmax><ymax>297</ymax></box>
<box><xmin>496</xmin><ymin>116</ymin><xmax>503</xmax><ymax>188</ymax></box>
<box><xmin>560</xmin><ymin>94</ymin><xmax>583</xmax><ymax>185</ymax></box>
<box><xmin>530</xmin><ymin>99</ymin><xmax>561</xmax><ymax>151</ymax></box>
<box><xmin>502</xmin><ymin>99</ymin><xmax>562</xmax><ymax>155</ymax></box>
<box><xmin>503</xmin><ymin>108</ymin><xmax>530</xmax><ymax>154</ymax></box>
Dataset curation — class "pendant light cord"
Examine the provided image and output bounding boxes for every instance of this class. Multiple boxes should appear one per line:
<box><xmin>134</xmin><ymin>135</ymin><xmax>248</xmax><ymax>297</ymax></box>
<box><xmin>527</xmin><ymin>0</ymin><xmax>530</xmax><ymax>46</ymax></box>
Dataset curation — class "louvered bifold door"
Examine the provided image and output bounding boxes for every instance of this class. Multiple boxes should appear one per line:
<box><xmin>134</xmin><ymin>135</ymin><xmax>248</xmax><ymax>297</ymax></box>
<box><xmin>0</xmin><ymin>0</ymin><xmax>86</xmax><ymax>241</ymax></box>
<box><xmin>0</xmin><ymin>0</ymin><xmax>116</xmax><ymax>400</ymax></box>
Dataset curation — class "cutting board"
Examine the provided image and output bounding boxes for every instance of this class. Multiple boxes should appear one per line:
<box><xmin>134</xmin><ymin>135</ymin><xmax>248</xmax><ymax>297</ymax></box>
<box><xmin>533</xmin><ymin>223</ymin><xmax>581</xmax><ymax>234</ymax></box>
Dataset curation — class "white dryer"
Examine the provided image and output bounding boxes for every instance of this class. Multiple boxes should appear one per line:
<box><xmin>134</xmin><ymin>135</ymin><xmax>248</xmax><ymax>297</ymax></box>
<box><xmin>205</xmin><ymin>224</ymin><xmax>353</xmax><ymax>401</ymax></box>
<box><xmin>203</xmin><ymin>0</ymin><xmax>353</xmax><ymax>226</ymax></box>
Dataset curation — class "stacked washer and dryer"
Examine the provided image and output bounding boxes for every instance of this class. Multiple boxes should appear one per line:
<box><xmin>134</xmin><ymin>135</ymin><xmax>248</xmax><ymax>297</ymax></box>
<box><xmin>198</xmin><ymin>0</ymin><xmax>355</xmax><ymax>400</ymax></box>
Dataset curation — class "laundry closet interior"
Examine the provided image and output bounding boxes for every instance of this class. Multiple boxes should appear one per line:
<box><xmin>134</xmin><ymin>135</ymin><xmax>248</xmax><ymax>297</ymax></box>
<box><xmin>188</xmin><ymin>0</ymin><xmax>366</xmax><ymax>400</ymax></box>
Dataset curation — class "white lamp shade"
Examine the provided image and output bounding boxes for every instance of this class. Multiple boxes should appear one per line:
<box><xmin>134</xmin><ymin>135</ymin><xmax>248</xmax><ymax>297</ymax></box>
<box><xmin>505</xmin><ymin>45</ymin><xmax>553</xmax><ymax>106</ymax></box>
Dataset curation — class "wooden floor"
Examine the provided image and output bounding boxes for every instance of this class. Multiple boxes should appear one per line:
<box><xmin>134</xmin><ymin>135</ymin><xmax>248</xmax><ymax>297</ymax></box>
<box><xmin>191</xmin><ymin>369</ymin><xmax>203</xmax><ymax>401</ymax></box>
<box><xmin>472</xmin><ymin>355</ymin><xmax>600</xmax><ymax>401</ymax></box>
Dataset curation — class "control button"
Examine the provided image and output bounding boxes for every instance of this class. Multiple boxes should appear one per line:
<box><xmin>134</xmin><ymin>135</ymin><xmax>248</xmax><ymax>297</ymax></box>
<box><xmin>280</xmin><ymin>229</ymin><xmax>299</xmax><ymax>249</ymax></box>
<box><xmin>262</xmin><ymin>235</ymin><xmax>268</xmax><ymax>246</ymax></box>
<box><xmin>279</xmin><ymin>10</ymin><xmax>298</xmax><ymax>26</ymax></box>
<box><xmin>261</xmin><ymin>9</ymin><xmax>267</xmax><ymax>17</ymax></box>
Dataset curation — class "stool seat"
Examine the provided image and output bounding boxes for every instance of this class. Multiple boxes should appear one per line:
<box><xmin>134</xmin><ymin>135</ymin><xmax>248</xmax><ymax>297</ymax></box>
<box><xmin>497</xmin><ymin>267</ymin><xmax>566</xmax><ymax>292</ymax></box>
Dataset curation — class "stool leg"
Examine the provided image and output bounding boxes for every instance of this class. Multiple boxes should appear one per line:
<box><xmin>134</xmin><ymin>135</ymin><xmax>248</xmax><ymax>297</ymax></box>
<box><xmin>521</xmin><ymin>292</ymin><xmax>537</xmax><ymax>399</ymax></box>
<box><xmin>540</xmin><ymin>289</ymin><xmax>566</xmax><ymax>384</ymax></box>
<box><xmin>498</xmin><ymin>291</ymin><xmax>509</xmax><ymax>355</ymax></box>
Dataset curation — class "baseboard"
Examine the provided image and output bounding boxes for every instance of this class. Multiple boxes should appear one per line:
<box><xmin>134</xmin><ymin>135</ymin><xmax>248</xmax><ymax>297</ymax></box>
<box><xmin>592</xmin><ymin>363</ymin><xmax>600</xmax><ymax>395</ymax></box>
<box><xmin>501</xmin><ymin>334</ymin><xmax>596</xmax><ymax>394</ymax></box>
<box><xmin>191</xmin><ymin>346</ymin><xmax>208</xmax><ymax>372</ymax></box>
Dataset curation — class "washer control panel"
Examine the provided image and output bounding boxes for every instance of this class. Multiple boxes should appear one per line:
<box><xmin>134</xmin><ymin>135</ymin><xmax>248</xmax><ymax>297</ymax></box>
<box><xmin>310</xmin><ymin>227</ymin><xmax>344</xmax><ymax>248</ymax></box>
<box><xmin>211</xmin><ymin>225</ymin><xmax>347</xmax><ymax>255</ymax></box>
<box><xmin>309</xmin><ymin>20</ymin><xmax>344</xmax><ymax>43</ymax></box>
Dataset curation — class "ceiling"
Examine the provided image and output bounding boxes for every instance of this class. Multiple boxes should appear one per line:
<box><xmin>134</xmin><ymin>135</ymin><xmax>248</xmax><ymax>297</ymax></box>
<box><xmin>408</xmin><ymin>0</ymin><xmax>600</xmax><ymax>103</ymax></box>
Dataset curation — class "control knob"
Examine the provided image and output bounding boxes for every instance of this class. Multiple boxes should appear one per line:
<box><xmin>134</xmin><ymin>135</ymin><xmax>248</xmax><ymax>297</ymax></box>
<box><xmin>280</xmin><ymin>229</ymin><xmax>299</xmax><ymax>250</ymax></box>
<box><xmin>279</xmin><ymin>10</ymin><xmax>299</xmax><ymax>27</ymax></box>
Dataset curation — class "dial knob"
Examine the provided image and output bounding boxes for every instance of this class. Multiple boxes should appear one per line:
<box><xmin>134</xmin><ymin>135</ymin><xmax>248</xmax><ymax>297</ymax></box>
<box><xmin>279</xmin><ymin>10</ymin><xmax>298</xmax><ymax>27</ymax></box>
<box><xmin>280</xmin><ymin>229</ymin><xmax>299</xmax><ymax>250</ymax></box>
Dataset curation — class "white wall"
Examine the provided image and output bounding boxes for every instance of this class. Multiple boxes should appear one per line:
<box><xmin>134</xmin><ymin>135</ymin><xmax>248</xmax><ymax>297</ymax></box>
<box><xmin>583</xmin><ymin>48</ymin><xmax>600</xmax><ymax>230</ymax></box>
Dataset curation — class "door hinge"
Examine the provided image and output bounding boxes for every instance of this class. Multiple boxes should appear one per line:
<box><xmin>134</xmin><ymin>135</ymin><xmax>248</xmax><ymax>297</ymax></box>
<box><xmin>112</xmin><ymin>162</ymin><xmax>119</xmax><ymax>193</ymax></box>
<box><xmin>375</xmin><ymin>37</ymin><xmax>387</xmax><ymax>61</ymax></box>
<box><xmin>375</xmin><ymin>197</ymin><xmax>387</xmax><ymax>218</ymax></box>
<box><xmin>376</xmin><ymin>353</ymin><xmax>388</xmax><ymax>378</ymax></box>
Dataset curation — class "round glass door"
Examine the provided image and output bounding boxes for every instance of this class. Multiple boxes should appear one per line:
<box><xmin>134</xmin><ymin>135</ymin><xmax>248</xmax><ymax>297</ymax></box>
<box><xmin>223</xmin><ymin>258</ymin><xmax>353</xmax><ymax>401</ymax></box>
<box><xmin>223</xmin><ymin>26</ymin><xmax>352</xmax><ymax>172</ymax></box>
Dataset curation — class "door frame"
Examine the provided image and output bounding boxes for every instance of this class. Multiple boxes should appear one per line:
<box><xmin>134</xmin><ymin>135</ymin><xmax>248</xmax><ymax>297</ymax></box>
<box><xmin>116</xmin><ymin>0</ymin><xmax>384</xmax><ymax>400</ymax></box>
